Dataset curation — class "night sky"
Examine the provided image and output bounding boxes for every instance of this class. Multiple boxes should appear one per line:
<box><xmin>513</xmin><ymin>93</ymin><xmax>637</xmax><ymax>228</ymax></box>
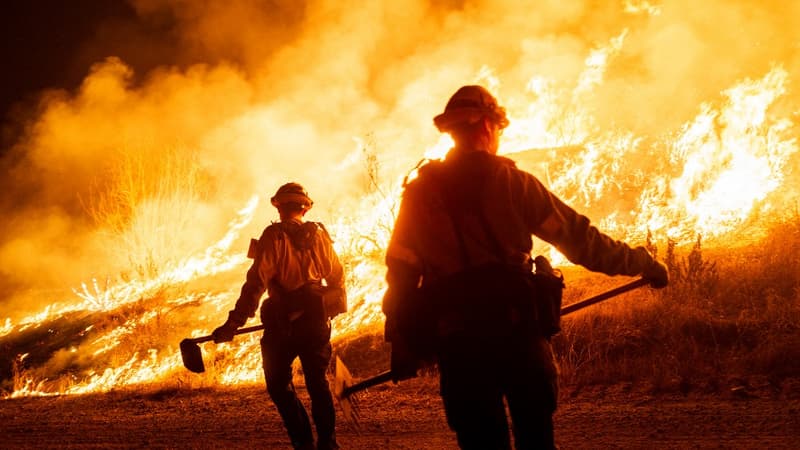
<box><xmin>0</xmin><ymin>2</ymin><xmax>183</xmax><ymax>153</ymax></box>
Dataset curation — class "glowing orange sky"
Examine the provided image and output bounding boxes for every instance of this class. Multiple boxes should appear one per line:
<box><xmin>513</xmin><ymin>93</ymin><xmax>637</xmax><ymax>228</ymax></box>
<box><xmin>1</xmin><ymin>0</ymin><xmax>799</xmax><ymax>395</ymax></box>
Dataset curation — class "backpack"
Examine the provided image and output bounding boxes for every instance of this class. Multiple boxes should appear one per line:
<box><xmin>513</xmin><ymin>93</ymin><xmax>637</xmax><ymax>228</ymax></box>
<box><xmin>394</xmin><ymin>155</ymin><xmax>565</xmax><ymax>353</ymax></box>
<box><xmin>257</xmin><ymin>221</ymin><xmax>347</xmax><ymax>328</ymax></box>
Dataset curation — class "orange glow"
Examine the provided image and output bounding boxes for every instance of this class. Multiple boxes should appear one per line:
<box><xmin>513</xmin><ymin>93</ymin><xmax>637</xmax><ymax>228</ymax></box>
<box><xmin>2</xmin><ymin>1</ymin><xmax>799</xmax><ymax>397</ymax></box>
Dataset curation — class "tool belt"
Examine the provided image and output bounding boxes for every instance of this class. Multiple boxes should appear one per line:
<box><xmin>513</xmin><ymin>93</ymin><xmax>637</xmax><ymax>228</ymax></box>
<box><xmin>395</xmin><ymin>261</ymin><xmax>565</xmax><ymax>359</ymax></box>
<box><xmin>261</xmin><ymin>282</ymin><xmax>346</xmax><ymax>337</ymax></box>
<box><xmin>530</xmin><ymin>256</ymin><xmax>566</xmax><ymax>337</ymax></box>
<box><xmin>311</xmin><ymin>283</ymin><xmax>348</xmax><ymax>319</ymax></box>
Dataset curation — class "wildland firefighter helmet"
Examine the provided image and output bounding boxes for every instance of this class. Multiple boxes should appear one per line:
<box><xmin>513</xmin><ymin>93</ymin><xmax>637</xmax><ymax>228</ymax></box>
<box><xmin>433</xmin><ymin>85</ymin><xmax>510</xmax><ymax>132</ymax></box>
<box><xmin>271</xmin><ymin>182</ymin><xmax>314</xmax><ymax>210</ymax></box>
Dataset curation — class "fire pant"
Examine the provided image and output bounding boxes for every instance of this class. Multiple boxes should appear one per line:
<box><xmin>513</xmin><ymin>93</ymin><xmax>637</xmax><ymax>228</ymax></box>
<box><xmin>261</xmin><ymin>316</ymin><xmax>336</xmax><ymax>450</ymax></box>
<box><xmin>437</xmin><ymin>330</ymin><xmax>558</xmax><ymax>450</ymax></box>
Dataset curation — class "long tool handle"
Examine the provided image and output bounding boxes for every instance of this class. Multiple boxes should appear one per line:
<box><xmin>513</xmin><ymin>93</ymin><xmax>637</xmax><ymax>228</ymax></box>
<box><xmin>559</xmin><ymin>278</ymin><xmax>649</xmax><ymax>316</ymax></box>
<box><xmin>339</xmin><ymin>278</ymin><xmax>650</xmax><ymax>399</ymax></box>
<box><xmin>341</xmin><ymin>370</ymin><xmax>394</xmax><ymax>398</ymax></box>
<box><xmin>189</xmin><ymin>324</ymin><xmax>266</xmax><ymax>344</ymax></box>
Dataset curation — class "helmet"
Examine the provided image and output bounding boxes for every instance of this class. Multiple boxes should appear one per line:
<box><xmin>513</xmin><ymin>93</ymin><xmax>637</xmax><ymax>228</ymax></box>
<box><xmin>433</xmin><ymin>85</ymin><xmax>510</xmax><ymax>132</ymax></box>
<box><xmin>271</xmin><ymin>182</ymin><xmax>313</xmax><ymax>209</ymax></box>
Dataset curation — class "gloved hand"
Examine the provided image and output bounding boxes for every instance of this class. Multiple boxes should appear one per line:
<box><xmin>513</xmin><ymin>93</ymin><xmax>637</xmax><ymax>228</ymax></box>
<box><xmin>390</xmin><ymin>338</ymin><xmax>419</xmax><ymax>383</ymax></box>
<box><xmin>643</xmin><ymin>260</ymin><xmax>669</xmax><ymax>288</ymax></box>
<box><xmin>212</xmin><ymin>321</ymin><xmax>238</xmax><ymax>343</ymax></box>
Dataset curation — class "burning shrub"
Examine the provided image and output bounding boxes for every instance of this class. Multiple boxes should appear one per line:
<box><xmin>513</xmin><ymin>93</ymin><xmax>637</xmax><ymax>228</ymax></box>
<box><xmin>86</xmin><ymin>145</ymin><xmax>215</xmax><ymax>279</ymax></box>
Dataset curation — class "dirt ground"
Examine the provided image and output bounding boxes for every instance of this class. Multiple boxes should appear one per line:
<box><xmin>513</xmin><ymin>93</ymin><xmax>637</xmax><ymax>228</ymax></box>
<box><xmin>1</xmin><ymin>376</ymin><xmax>799</xmax><ymax>449</ymax></box>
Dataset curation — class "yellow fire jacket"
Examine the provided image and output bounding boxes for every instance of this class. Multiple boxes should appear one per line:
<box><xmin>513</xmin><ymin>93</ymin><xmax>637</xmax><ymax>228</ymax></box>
<box><xmin>383</xmin><ymin>148</ymin><xmax>657</xmax><ymax>335</ymax></box>
<box><xmin>227</xmin><ymin>218</ymin><xmax>345</xmax><ymax>327</ymax></box>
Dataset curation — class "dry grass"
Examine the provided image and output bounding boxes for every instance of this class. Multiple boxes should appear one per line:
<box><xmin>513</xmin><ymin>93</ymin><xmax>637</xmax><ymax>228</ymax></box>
<box><xmin>85</xmin><ymin>145</ymin><xmax>213</xmax><ymax>278</ymax></box>
<box><xmin>554</xmin><ymin>216</ymin><xmax>800</xmax><ymax>394</ymax></box>
<box><xmin>4</xmin><ymin>216</ymin><xmax>799</xmax><ymax>396</ymax></box>
<box><xmin>3</xmin><ymin>142</ymin><xmax>798</xmax><ymax>397</ymax></box>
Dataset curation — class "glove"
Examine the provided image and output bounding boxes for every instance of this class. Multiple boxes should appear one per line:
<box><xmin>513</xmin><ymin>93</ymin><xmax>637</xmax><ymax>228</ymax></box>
<box><xmin>390</xmin><ymin>338</ymin><xmax>419</xmax><ymax>383</ymax></box>
<box><xmin>642</xmin><ymin>260</ymin><xmax>669</xmax><ymax>289</ymax></box>
<box><xmin>212</xmin><ymin>321</ymin><xmax>238</xmax><ymax>343</ymax></box>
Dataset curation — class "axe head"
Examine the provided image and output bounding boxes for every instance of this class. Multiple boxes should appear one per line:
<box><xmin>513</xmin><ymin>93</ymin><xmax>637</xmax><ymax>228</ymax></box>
<box><xmin>180</xmin><ymin>338</ymin><xmax>206</xmax><ymax>373</ymax></box>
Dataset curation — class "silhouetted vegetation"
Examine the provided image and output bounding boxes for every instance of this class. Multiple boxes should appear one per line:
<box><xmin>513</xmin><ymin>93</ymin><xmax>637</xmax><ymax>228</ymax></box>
<box><xmin>553</xmin><ymin>215</ymin><xmax>800</xmax><ymax>395</ymax></box>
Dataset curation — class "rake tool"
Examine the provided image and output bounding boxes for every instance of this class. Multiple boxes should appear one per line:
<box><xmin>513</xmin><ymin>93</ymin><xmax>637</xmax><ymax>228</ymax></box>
<box><xmin>332</xmin><ymin>277</ymin><xmax>650</xmax><ymax>425</ymax></box>
<box><xmin>179</xmin><ymin>325</ymin><xmax>265</xmax><ymax>373</ymax></box>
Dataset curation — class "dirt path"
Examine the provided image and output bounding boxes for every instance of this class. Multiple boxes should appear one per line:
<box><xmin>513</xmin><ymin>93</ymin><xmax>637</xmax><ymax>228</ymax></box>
<box><xmin>1</xmin><ymin>377</ymin><xmax>798</xmax><ymax>449</ymax></box>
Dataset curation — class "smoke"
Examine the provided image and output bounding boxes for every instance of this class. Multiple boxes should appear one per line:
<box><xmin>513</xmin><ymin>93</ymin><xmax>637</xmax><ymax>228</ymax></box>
<box><xmin>1</xmin><ymin>0</ymin><xmax>798</xmax><ymax>319</ymax></box>
<box><xmin>592</xmin><ymin>0</ymin><xmax>800</xmax><ymax>133</ymax></box>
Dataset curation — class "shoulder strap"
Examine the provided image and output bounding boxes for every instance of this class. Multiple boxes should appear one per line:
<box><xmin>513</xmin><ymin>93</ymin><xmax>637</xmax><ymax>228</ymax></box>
<box><xmin>307</xmin><ymin>222</ymin><xmax>329</xmax><ymax>277</ymax></box>
<box><xmin>316</xmin><ymin>222</ymin><xmax>333</xmax><ymax>242</ymax></box>
<box><xmin>402</xmin><ymin>158</ymin><xmax>433</xmax><ymax>188</ymax></box>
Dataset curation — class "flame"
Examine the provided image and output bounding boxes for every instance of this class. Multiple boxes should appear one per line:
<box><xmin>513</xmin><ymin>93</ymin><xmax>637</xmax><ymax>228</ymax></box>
<box><xmin>634</xmin><ymin>67</ymin><xmax>795</xmax><ymax>242</ymax></box>
<box><xmin>2</xmin><ymin>2</ymin><xmax>799</xmax><ymax>397</ymax></box>
<box><xmin>2</xmin><ymin>196</ymin><xmax>258</xmax><ymax>336</ymax></box>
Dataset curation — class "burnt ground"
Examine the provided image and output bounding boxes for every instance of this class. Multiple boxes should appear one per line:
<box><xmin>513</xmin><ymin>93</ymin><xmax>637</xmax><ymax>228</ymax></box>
<box><xmin>1</xmin><ymin>376</ymin><xmax>799</xmax><ymax>449</ymax></box>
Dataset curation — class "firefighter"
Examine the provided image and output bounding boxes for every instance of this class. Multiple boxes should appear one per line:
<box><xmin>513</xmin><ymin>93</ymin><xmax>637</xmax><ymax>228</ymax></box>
<box><xmin>382</xmin><ymin>85</ymin><xmax>669</xmax><ymax>449</ymax></box>
<box><xmin>213</xmin><ymin>182</ymin><xmax>346</xmax><ymax>450</ymax></box>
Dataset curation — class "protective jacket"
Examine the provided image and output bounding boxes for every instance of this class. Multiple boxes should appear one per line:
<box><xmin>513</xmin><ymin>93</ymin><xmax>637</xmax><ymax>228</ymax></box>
<box><xmin>383</xmin><ymin>148</ymin><xmax>657</xmax><ymax>340</ymax></box>
<box><xmin>226</xmin><ymin>218</ymin><xmax>345</xmax><ymax>328</ymax></box>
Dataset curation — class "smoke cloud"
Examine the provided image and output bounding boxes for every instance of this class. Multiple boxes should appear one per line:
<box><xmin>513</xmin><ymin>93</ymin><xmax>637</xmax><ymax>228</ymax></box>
<box><xmin>1</xmin><ymin>0</ymin><xmax>798</xmax><ymax>319</ymax></box>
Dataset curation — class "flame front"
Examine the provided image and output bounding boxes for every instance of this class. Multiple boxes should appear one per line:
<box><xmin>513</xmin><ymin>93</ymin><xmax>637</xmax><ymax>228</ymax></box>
<box><xmin>1</xmin><ymin>1</ymin><xmax>799</xmax><ymax>397</ymax></box>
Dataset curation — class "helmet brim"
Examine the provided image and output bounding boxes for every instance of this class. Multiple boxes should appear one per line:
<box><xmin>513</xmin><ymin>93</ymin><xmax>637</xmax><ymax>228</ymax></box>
<box><xmin>271</xmin><ymin>193</ymin><xmax>313</xmax><ymax>209</ymax></box>
<box><xmin>433</xmin><ymin>106</ymin><xmax>509</xmax><ymax>132</ymax></box>
<box><xmin>434</xmin><ymin>108</ymin><xmax>485</xmax><ymax>132</ymax></box>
